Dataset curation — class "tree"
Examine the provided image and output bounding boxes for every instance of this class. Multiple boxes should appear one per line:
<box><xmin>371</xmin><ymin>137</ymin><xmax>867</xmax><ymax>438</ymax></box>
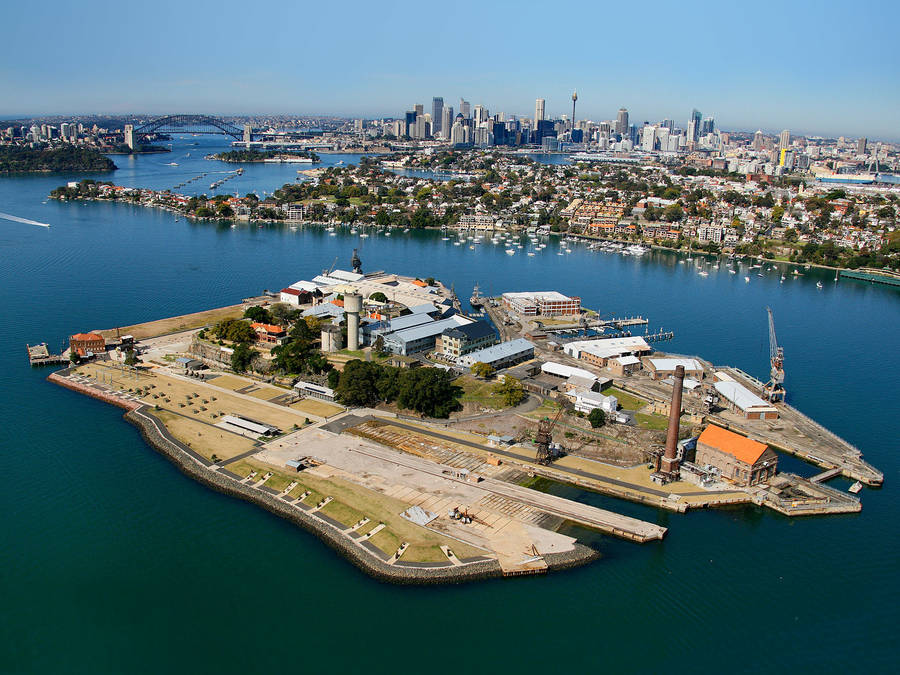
<box><xmin>493</xmin><ymin>375</ymin><xmax>525</xmax><ymax>407</ymax></box>
<box><xmin>369</xmin><ymin>291</ymin><xmax>388</xmax><ymax>303</ymax></box>
<box><xmin>124</xmin><ymin>349</ymin><xmax>139</xmax><ymax>366</ymax></box>
<box><xmin>231</xmin><ymin>343</ymin><xmax>256</xmax><ymax>372</ymax></box>
<box><xmin>396</xmin><ymin>368</ymin><xmax>461</xmax><ymax>418</ymax></box>
<box><xmin>269</xmin><ymin>303</ymin><xmax>295</xmax><ymax>324</ymax></box>
<box><xmin>470</xmin><ymin>362</ymin><xmax>494</xmax><ymax>379</ymax></box>
<box><xmin>213</xmin><ymin>319</ymin><xmax>257</xmax><ymax>344</ymax></box>
<box><xmin>327</xmin><ymin>368</ymin><xmax>341</xmax><ymax>390</ymax></box>
<box><xmin>244</xmin><ymin>306</ymin><xmax>273</xmax><ymax>323</ymax></box>
<box><xmin>588</xmin><ymin>408</ymin><xmax>606</xmax><ymax>428</ymax></box>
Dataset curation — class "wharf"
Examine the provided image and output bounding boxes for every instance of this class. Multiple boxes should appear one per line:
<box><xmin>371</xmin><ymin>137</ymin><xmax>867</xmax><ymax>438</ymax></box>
<box><xmin>838</xmin><ymin>268</ymin><xmax>900</xmax><ymax>287</ymax></box>
<box><xmin>26</xmin><ymin>343</ymin><xmax>68</xmax><ymax>367</ymax></box>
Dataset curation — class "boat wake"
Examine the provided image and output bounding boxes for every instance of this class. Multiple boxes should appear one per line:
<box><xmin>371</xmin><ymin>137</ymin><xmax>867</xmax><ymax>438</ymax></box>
<box><xmin>0</xmin><ymin>211</ymin><xmax>50</xmax><ymax>228</ymax></box>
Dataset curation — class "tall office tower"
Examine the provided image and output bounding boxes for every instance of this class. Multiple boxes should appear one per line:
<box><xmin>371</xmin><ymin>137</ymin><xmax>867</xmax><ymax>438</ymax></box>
<box><xmin>689</xmin><ymin>109</ymin><xmax>702</xmax><ymax>141</ymax></box>
<box><xmin>687</xmin><ymin>119</ymin><xmax>698</xmax><ymax>146</ymax></box>
<box><xmin>440</xmin><ymin>106</ymin><xmax>453</xmax><ymax>139</ymax></box>
<box><xmin>641</xmin><ymin>125</ymin><xmax>657</xmax><ymax>152</ymax></box>
<box><xmin>616</xmin><ymin>108</ymin><xmax>629</xmax><ymax>135</ymax></box>
<box><xmin>661</xmin><ymin>118</ymin><xmax>674</xmax><ymax>132</ymax></box>
<box><xmin>423</xmin><ymin>113</ymin><xmax>433</xmax><ymax>138</ymax></box>
<box><xmin>413</xmin><ymin>114</ymin><xmax>427</xmax><ymax>139</ymax></box>
<box><xmin>535</xmin><ymin>98</ymin><xmax>546</xmax><ymax>124</ymax></box>
<box><xmin>473</xmin><ymin>105</ymin><xmax>488</xmax><ymax>125</ymax></box>
<box><xmin>752</xmin><ymin>130</ymin><xmax>765</xmax><ymax>150</ymax></box>
<box><xmin>432</xmin><ymin>97</ymin><xmax>444</xmax><ymax>136</ymax></box>
<box><xmin>857</xmin><ymin>137</ymin><xmax>867</xmax><ymax>155</ymax></box>
<box><xmin>414</xmin><ymin>103</ymin><xmax>424</xmax><ymax>116</ymax></box>
<box><xmin>701</xmin><ymin>117</ymin><xmax>715</xmax><ymax>135</ymax></box>
<box><xmin>60</xmin><ymin>123</ymin><xmax>71</xmax><ymax>140</ymax></box>
<box><xmin>459</xmin><ymin>98</ymin><xmax>471</xmax><ymax>119</ymax></box>
<box><xmin>779</xmin><ymin>129</ymin><xmax>790</xmax><ymax>150</ymax></box>
<box><xmin>405</xmin><ymin>110</ymin><xmax>416</xmax><ymax>136</ymax></box>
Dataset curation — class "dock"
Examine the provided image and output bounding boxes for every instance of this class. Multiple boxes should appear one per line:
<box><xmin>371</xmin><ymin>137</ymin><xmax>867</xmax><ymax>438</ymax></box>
<box><xmin>838</xmin><ymin>268</ymin><xmax>900</xmax><ymax>288</ymax></box>
<box><xmin>26</xmin><ymin>343</ymin><xmax>68</xmax><ymax>367</ymax></box>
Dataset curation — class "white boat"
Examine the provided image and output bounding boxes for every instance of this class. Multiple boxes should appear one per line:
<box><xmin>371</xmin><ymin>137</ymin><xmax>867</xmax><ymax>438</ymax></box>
<box><xmin>744</xmin><ymin>276</ymin><xmax>750</xmax><ymax>282</ymax></box>
<box><xmin>442</xmin><ymin>237</ymin><xmax>450</xmax><ymax>241</ymax></box>
<box><xmin>565</xmin><ymin>248</ymin><xmax>572</xmax><ymax>253</ymax></box>
<box><xmin>166</xmin><ymin>162</ymin><xmax>178</xmax><ymax>166</ymax></box>
<box><xmin>329</xmin><ymin>232</ymin><xmax>337</xmax><ymax>236</ymax></box>
<box><xmin>729</xmin><ymin>269</ymin><xmax>737</xmax><ymax>274</ymax></box>
<box><xmin>817</xmin><ymin>281</ymin><xmax>823</xmax><ymax>288</ymax></box>
<box><xmin>453</xmin><ymin>241</ymin><xmax>461</xmax><ymax>246</ymax></box>
<box><xmin>505</xmin><ymin>249</ymin><xmax>516</xmax><ymax>255</ymax></box>
<box><xmin>849</xmin><ymin>481</ymin><xmax>863</xmax><ymax>494</ymax></box>
<box><xmin>527</xmin><ymin>252</ymin><xmax>535</xmax><ymax>256</ymax></box>
<box><xmin>360</xmin><ymin>233</ymin><xmax>369</xmax><ymax>238</ymax></box>
<box><xmin>698</xmin><ymin>271</ymin><xmax>708</xmax><ymax>277</ymax></box>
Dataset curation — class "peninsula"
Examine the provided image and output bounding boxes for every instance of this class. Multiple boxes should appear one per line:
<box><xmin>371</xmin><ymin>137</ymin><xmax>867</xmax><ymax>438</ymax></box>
<box><xmin>43</xmin><ymin>256</ymin><xmax>881</xmax><ymax>583</ymax></box>
<box><xmin>1</xmin><ymin>145</ymin><xmax>117</xmax><ymax>173</ymax></box>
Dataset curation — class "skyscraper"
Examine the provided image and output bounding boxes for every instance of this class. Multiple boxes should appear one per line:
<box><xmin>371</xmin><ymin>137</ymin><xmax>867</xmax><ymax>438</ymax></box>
<box><xmin>459</xmin><ymin>99</ymin><xmax>471</xmax><ymax>119</ymax></box>
<box><xmin>432</xmin><ymin>97</ymin><xmax>444</xmax><ymax>137</ymax></box>
<box><xmin>473</xmin><ymin>105</ymin><xmax>488</xmax><ymax>125</ymax></box>
<box><xmin>689</xmin><ymin>109</ymin><xmax>702</xmax><ymax>142</ymax></box>
<box><xmin>779</xmin><ymin>129</ymin><xmax>790</xmax><ymax>150</ymax></box>
<box><xmin>752</xmin><ymin>130</ymin><xmax>765</xmax><ymax>151</ymax></box>
<box><xmin>857</xmin><ymin>137</ymin><xmax>867</xmax><ymax>155</ymax></box>
<box><xmin>414</xmin><ymin>103</ymin><xmax>424</xmax><ymax>116</ymax></box>
<box><xmin>441</xmin><ymin>106</ymin><xmax>453</xmax><ymax>140</ymax></box>
<box><xmin>535</xmin><ymin>98</ymin><xmax>545</xmax><ymax>124</ymax></box>
<box><xmin>616</xmin><ymin>108</ymin><xmax>629</xmax><ymax>135</ymax></box>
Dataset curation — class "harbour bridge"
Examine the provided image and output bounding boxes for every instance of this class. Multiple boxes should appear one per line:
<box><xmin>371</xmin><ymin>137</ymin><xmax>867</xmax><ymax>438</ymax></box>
<box><xmin>133</xmin><ymin>114</ymin><xmax>245</xmax><ymax>140</ymax></box>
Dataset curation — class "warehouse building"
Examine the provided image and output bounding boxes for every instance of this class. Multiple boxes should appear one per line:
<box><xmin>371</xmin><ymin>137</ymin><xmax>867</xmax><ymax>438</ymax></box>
<box><xmin>563</xmin><ymin>336</ymin><xmax>651</xmax><ymax>367</ymax></box>
<box><xmin>69</xmin><ymin>332</ymin><xmax>106</xmax><ymax>358</ymax></box>
<box><xmin>643</xmin><ymin>357</ymin><xmax>704</xmax><ymax>381</ymax></box>
<box><xmin>382</xmin><ymin>315</ymin><xmax>475</xmax><ymax>355</ymax></box>
<box><xmin>501</xmin><ymin>291</ymin><xmax>581</xmax><ymax>316</ymax></box>
<box><xmin>695</xmin><ymin>425</ymin><xmax>778</xmax><ymax>486</ymax></box>
<box><xmin>458</xmin><ymin>338</ymin><xmax>535</xmax><ymax>372</ymax></box>
<box><xmin>294</xmin><ymin>381</ymin><xmax>336</xmax><ymax>402</ymax></box>
<box><xmin>714</xmin><ymin>377</ymin><xmax>779</xmax><ymax>420</ymax></box>
<box><xmin>435</xmin><ymin>321</ymin><xmax>497</xmax><ymax>361</ymax></box>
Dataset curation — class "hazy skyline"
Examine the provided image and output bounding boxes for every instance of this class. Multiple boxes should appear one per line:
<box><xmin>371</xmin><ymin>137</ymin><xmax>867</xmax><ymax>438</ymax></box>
<box><xmin>3</xmin><ymin>0</ymin><xmax>898</xmax><ymax>141</ymax></box>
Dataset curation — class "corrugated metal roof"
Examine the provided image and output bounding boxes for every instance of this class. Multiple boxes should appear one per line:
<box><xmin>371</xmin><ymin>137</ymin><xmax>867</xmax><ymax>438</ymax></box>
<box><xmin>459</xmin><ymin>338</ymin><xmax>535</xmax><ymax>365</ymax></box>
<box><xmin>714</xmin><ymin>381</ymin><xmax>775</xmax><ymax>411</ymax></box>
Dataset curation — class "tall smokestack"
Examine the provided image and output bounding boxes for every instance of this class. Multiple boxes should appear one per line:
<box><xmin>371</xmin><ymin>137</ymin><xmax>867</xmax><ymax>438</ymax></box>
<box><xmin>661</xmin><ymin>365</ymin><xmax>684</xmax><ymax>475</ymax></box>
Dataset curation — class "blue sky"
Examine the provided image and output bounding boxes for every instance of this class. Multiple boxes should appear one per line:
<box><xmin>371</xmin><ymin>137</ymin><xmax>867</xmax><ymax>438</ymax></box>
<box><xmin>3</xmin><ymin>0</ymin><xmax>898</xmax><ymax>139</ymax></box>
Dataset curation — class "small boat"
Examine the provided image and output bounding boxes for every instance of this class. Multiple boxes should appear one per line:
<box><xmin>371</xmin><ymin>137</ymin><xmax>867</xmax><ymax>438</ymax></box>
<box><xmin>698</xmin><ymin>271</ymin><xmax>708</xmax><ymax>277</ymax></box>
<box><xmin>505</xmin><ymin>249</ymin><xmax>516</xmax><ymax>255</ymax></box>
<box><xmin>442</xmin><ymin>237</ymin><xmax>450</xmax><ymax>241</ymax></box>
<box><xmin>744</xmin><ymin>276</ymin><xmax>750</xmax><ymax>282</ymax></box>
<box><xmin>729</xmin><ymin>269</ymin><xmax>737</xmax><ymax>274</ymax></box>
<box><xmin>816</xmin><ymin>281</ymin><xmax>823</xmax><ymax>288</ymax></box>
<box><xmin>166</xmin><ymin>162</ymin><xmax>179</xmax><ymax>166</ymax></box>
<box><xmin>453</xmin><ymin>241</ymin><xmax>461</xmax><ymax>246</ymax></box>
<box><xmin>527</xmin><ymin>252</ymin><xmax>535</xmax><ymax>256</ymax></box>
<box><xmin>848</xmin><ymin>481</ymin><xmax>863</xmax><ymax>494</ymax></box>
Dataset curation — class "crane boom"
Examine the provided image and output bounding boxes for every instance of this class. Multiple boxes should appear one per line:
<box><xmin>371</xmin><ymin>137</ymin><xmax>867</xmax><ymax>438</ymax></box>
<box><xmin>535</xmin><ymin>406</ymin><xmax>565</xmax><ymax>465</ymax></box>
<box><xmin>764</xmin><ymin>307</ymin><xmax>786</xmax><ymax>402</ymax></box>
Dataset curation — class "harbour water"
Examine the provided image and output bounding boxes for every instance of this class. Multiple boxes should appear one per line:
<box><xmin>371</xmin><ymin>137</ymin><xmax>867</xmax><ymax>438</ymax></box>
<box><xmin>1</xmin><ymin>138</ymin><xmax>897</xmax><ymax>672</ymax></box>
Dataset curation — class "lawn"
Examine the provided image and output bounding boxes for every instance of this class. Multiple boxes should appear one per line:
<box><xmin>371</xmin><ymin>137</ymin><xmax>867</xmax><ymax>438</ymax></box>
<box><xmin>95</xmin><ymin>304</ymin><xmax>245</xmax><ymax>340</ymax></box>
<box><xmin>150</xmin><ymin>409</ymin><xmax>255</xmax><ymax>461</ymax></box>
<box><xmin>369</xmin><ymin>529</ymin><xmax>403</xmax><ymax>557</ymax></box>
<box><xmin>455</xmin><ymin>375</ymin><xmax>505</xmax><ymax>409</ymax></box>
<box><xmin>320</xmin><ymin>500</ymin><xmax>365</xmax><ymax>527</ymax></box>
<box><xmin>401</xmin><ymin>544</ymin><xmax>449</xmax><ymax>563</ymax></box>
<box><xmin>603</xmin><ymin>386</ymin><xmax>648</xmax><ymax>411</ymax></box>
<box><xmin>291</xmin><ymin>398</ymin><xmax>343</xmax><ymax>418</ymax></box>
<box><xmin>634</xmin><ymin>412</ymin><xmax>669</xmax><ymax>430</ymax></box>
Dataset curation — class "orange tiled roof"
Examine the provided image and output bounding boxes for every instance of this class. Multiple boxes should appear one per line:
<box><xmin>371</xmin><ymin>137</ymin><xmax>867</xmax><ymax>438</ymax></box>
<box><xmin>698</xmin><ymin>425</ymin><xmax>768</xmax><ymax>465</ymax></box>
<box><xmin>71</xmin><ymin>332</ymin><xmax>103</xmax><ymax>342</ymax></box>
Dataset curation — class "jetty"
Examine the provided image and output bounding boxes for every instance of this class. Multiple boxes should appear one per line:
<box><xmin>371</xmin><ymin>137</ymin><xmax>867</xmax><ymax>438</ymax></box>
<box><xmin>26</xmin><ymin>343</ymin><xmax>68</xmax><ymax>367</ymax></box>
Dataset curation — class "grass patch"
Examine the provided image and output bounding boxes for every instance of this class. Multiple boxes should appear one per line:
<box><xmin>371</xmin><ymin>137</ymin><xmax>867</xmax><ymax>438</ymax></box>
<box><xmin>320</xmin><ymin>500</ymin><xmax>365</xmax><ymax>527</ymax></box>
<box><xmin>455</xmin><ymin>375</ymin><xmax>505</xmax><ymax>409</ymax></box>
<box><xmin>264</xmin><ymin>472</ymin><xmax>293</xmax><ymax>492</ymax></box>
<box><xmin>403</xmin><ymin>545</ymin><xmax>448</xmax><ymax>563</ymax></box>
<box><xmin>634</xmin><ymin>412</ymin><xmax>669</xmax><ymax>430</ymax></box>
<box><xmin>603</xmin><ymin>386</ymin><xmax>647</xmax><ymax>411</ymax></box>
<box><xmin>369</xmin><ymin>529</ymin><xmax>402</xmax><ymax>556</ymax></box>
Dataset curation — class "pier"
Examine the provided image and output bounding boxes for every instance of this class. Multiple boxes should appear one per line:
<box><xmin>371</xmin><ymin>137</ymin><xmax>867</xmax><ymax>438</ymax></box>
<box><xmin>26</xmin><ymin>343</ymin><xmax>68</xmax><ymax>367</ymax></box>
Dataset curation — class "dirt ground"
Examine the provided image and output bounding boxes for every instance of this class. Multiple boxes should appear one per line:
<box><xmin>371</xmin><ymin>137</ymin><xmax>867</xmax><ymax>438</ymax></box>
<box><xmin>451</xmin><ymin>410</ymin><xmax>654</xmax><ymax>466</ymax></box>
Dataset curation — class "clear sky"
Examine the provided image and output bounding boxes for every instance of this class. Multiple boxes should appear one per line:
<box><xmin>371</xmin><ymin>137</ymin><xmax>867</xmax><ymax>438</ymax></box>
<box><xmin>3</xmin><ymin>0</ymin><xmax>898</xmax><ymax>140</ymax></box>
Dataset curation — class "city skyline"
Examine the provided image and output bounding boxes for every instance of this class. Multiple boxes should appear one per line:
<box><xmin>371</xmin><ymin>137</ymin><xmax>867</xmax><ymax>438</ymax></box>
<box><xmin>2</xmin><ymin>0</ymin><xmax>899</xmax><ymax>140</ymax></box>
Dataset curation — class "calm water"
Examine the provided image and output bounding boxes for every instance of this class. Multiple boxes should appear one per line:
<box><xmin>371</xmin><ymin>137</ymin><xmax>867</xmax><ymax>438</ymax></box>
<box><xmin>1</xmin><ymin>138</ymin><xmax>897</xmax><ymax>673</ymax></box>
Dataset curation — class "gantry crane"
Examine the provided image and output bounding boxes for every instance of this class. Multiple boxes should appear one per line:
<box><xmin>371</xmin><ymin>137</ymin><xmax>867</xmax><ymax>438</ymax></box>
<box><xmin>764</xmin><ymin>307</ymin><xmax>785</xmax><ymax>402</ymax></box>
<box><xmin>535</xmin><ymin>406</ymin><xmax>565</xmax><ymax>465</ymax></box>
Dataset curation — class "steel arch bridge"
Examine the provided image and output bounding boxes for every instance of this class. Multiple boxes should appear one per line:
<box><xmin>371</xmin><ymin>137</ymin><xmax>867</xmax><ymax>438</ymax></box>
<box><xmin>133</xmin><ymin>114</ymin><xmax>243</xmax><ymax>139</ymax></box>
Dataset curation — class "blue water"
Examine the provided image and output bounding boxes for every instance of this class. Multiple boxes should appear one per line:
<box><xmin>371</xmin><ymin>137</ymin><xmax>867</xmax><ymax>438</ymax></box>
<box><xmin>1</xmin><ymin>138</ymin><xmax>897</xmax><ymax>673</ymax></box>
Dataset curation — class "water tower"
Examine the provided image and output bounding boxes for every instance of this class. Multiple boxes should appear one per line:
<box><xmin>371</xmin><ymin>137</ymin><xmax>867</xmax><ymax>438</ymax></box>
<box><xmin>344</xmin><ymin>293</ymin><xmax>362</xmax><ymax>350</ymax></box>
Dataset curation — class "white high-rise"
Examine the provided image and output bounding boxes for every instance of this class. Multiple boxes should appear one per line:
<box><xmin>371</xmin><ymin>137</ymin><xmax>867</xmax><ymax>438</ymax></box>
<box><xmin>535</xmin><ymin>98</ymin><xmax>546</xmax><ymax>124</ymax></box>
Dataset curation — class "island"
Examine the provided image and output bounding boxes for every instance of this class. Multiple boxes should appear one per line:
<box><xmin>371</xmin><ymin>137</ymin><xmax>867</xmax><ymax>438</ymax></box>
<box><xmin>1</xmin><ymin>145</ymin><xmax>117</xmax><ymax>173</ymax></box>
<box><xmin>40</xmin><ymin>254</ymin><xmax>882</xmax><ymax>584</ymax></box>
<box><xmin>210</xmin><ymin>149</ymin><xmax>320</xmax><ymax>163</ymax></box>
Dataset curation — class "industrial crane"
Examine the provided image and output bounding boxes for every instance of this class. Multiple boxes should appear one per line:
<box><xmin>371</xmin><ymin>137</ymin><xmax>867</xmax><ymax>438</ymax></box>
<box><xmin>535</xmin><ymin>406</ymin><xmax>565</xmax><ymax>465</ymax></box>
<box><xmin>764</xmin><ymin>307</ymin><xmax>786</xmax><ymax>402</ymax></box>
